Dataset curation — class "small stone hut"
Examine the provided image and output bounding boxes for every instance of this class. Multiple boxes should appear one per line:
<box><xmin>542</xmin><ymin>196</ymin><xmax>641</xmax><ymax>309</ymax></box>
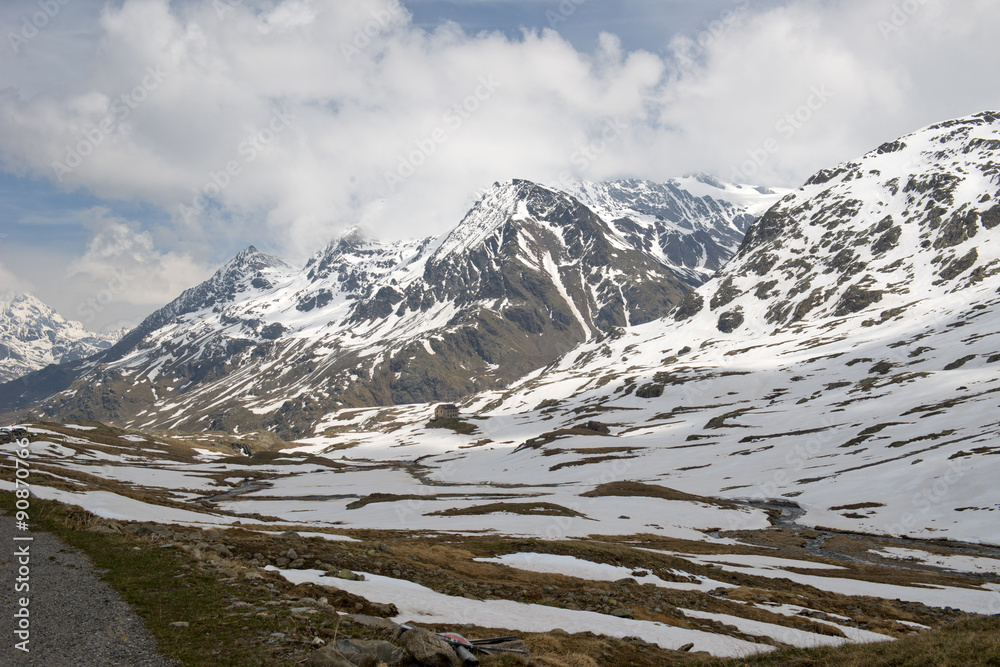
<box><xmin>434</xmin><ymin>403</ymin><xmax>459</xmax><ymax>420</ymax></box>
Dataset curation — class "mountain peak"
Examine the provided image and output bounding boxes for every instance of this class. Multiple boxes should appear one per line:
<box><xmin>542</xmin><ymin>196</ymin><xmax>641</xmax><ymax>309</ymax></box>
<box><xmin>430</xmin><ymin>179</ymin><xmax>552</xmax><ymax>261</ymax></box>
<box><xmin>336</xmin><ymin>226</ymin><xmax>367</xmax><ymax>247</ymax></box>
<box><xmin>0</xmin><ymin>292</ymin><xmax>120</xmax><ymax>383</ymax></box>
<box><xmin>227</xmin><ymin>245</ymin><xmax>289</xmax><ymax>273</ymax></box>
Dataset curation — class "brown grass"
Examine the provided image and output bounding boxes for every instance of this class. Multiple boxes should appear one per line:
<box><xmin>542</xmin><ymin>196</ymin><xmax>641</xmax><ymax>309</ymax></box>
<box><xmin>427</xmin><ymin>502</ymin><xmax>589</xmax><ymax>518</ymax></box>
<box><xmin>828</xmin><ymin>502</ymin><xmax>885</xmax><ymax>511</ymax></box>
<box><xmin>697</xmin><ymin>615</ymin><xmax>1000</xmax><ymax>667</ymax></box>
<box><xmin>514</xmin><ymin>427</ymin><xmax>613</xmax><ymax>451</ymax></box>
<box><xmin>580</xmin><ymin>481</ymin><xmax>737</xmax><ymax>509</ymax></box>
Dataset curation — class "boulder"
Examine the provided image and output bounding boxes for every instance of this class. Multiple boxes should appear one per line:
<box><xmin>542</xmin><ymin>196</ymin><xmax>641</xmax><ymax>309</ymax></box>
<box><xmin>398</xmin><ymin>627</ymin><xmax>460</xmax><ymax>667</ymax></box>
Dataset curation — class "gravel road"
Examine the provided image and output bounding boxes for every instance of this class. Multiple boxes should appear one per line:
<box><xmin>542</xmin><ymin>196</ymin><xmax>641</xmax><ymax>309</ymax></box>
<box><xmin>0</xmin><ymin>509</ymin><xmax>178</xmax><ymax>666</ymax></box>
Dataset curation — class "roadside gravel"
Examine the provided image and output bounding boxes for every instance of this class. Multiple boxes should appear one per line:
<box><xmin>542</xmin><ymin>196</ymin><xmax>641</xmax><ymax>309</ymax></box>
<box><xmin>0</xmin><ymin>510</ymin><xmax>177</xmax><ymax>666</ymax></box>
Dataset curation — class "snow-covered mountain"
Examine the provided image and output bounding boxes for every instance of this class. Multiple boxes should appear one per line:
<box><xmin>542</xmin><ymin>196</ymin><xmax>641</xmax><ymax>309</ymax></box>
<box><xmin>0</xmin><ymin>293</ymin><xmax>125</xmax><ymax>383</ymax></box>
<box><xmin>563</xmin><ymin>175</ymin><xmax>782</xmax><ymax>284</ymax></box>
<box><xmin>1</xmin><ymin>178</ymin><xmax>779</xmax><ymax>437</ymax></box>
<box><xmin>362</xmin><ymin>110</ymin><xmax>1000</xmax><ymax>544</ymax></box>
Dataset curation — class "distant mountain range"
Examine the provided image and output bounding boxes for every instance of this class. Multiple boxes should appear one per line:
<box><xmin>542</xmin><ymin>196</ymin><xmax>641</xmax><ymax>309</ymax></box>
<box><xmin>0</xmin><ymin>293</ymin><xmax>125</xmax><ymax>384</ymax></box>
<box><xmin>0</xmin><ymin>177</ymin><xmax>782</xmax><ymax>437</ymax></box>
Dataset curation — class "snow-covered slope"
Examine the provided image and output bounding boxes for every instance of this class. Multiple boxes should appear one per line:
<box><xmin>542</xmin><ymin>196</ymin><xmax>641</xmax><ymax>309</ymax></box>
<box><xmin>2</xmin><ymin>178</ymin><xmax>770</xmax><ymax>437</ymax></box>
<box><xmin>0</xmin><ymin>293</ymin><xmax>124</xmax><ymax>383</ymax></box>
<box><xmin>296</xmin><ymin>111</ymin><xmax>1000</xmax><ymax>545</ymax></box>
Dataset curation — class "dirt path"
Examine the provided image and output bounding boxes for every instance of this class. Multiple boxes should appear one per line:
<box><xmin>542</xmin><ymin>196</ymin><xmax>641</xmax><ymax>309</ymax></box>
<box><xmin>0</xmin><ymin>510</ymin><xmax>177</xmax><ymax>666</ymax></box>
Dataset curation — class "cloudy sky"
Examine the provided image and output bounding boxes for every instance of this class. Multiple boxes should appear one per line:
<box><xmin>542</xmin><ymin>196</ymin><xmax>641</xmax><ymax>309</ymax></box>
<box><xmin>0</xmin><ymin>0</ymin><xmax>998</xmax><ymax>331</ymax></box>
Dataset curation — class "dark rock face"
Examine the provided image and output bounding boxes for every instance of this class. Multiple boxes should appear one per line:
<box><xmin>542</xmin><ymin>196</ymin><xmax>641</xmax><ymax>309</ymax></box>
<box><xmin>937</xmin><ymin>249</ymin><xmax>979</xmax><ymax>283</ymax></box>
<box><xmin>717</xmin><ymin>310</ymin><xmax>745</xmax><ymax>333</ymax></box>
<box><xmin>673</xmin><ymin>293</ymin><xmax>705</xmax><ymax>322</ymax></box>
<box><xmin>635</xmin><ymin>383</ymin><xmax>664</xmax><ymax>399</ymax></box>
<box><xmin>834</xmin><ymin>285</ymin><xmax>884</xmax><ymax>317</ymax></box>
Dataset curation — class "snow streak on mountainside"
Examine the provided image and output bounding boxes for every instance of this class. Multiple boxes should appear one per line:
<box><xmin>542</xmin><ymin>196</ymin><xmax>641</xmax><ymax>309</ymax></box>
<box><xmin>1</xmin><ymin>178</ymin><xmax>772</xmax><ymax>437</ymax></box>
<box><xmin>0</xmin><ymin>293</ymin><xmax>124</xmax><ymax>383</ymax></box>
<box><xmin>379</xmin><ymin>111</ymin><xmax>1000</xmax><ymax>544</ymax></box>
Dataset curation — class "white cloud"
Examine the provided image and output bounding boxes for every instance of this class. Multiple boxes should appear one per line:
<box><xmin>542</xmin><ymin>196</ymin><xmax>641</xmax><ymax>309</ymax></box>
<box><xmin>61</xmin><ymin>210</ymin><xmax>213</xmax><ymax>328</ymax></box>
<box><xmin>0</xmin><ymin>263</ymin><xmax>31</xmax><ymax>296</ymax></box>
<box><xmin>1</xmin><ymin>0</ymin><xmax>999</xmax><ymax>280</ymax></box>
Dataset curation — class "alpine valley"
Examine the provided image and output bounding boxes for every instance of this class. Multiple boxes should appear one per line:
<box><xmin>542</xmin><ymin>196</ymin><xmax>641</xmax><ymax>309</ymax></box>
<box><xmin>1</xmin><ymin>175</ymin><xmax>782</xmax><ymax>437</ymax></box>
<box><xmin>3</xmin><ymin>112</ymin><xmax>1000</xmax><ymax>662</ymax></box>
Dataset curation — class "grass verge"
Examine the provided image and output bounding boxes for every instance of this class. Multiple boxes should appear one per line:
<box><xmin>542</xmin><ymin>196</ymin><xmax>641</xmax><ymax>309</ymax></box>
<box><xmin>0</xmin><ymin>492</ymin><xmax>353</xmax><ymax>666</ymax></box>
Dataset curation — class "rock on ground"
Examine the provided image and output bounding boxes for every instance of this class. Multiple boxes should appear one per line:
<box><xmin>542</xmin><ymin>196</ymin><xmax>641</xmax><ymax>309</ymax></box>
<box><xmin>397</xmin><ymin>627</ymin><xmax>461</xmax><ymax>667</ymax></box>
